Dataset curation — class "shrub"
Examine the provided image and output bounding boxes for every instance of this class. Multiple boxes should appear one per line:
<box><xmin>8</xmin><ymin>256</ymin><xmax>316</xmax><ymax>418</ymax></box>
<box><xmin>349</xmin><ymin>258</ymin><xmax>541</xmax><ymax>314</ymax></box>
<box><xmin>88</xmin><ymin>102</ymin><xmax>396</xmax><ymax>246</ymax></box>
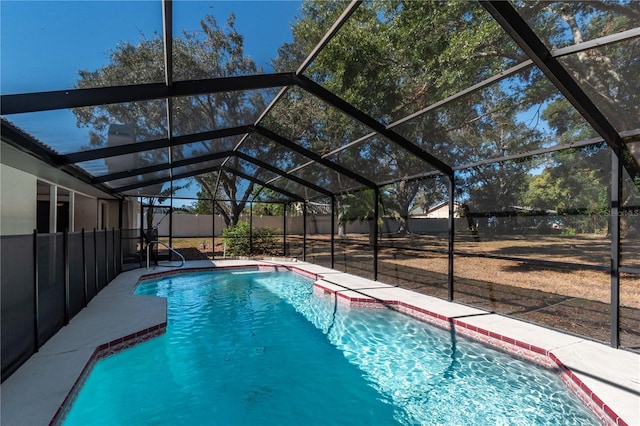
<box><xmin>222</xmin><ymin>221</ymin><xmax>279</xmax><ymax>256</ymax></box>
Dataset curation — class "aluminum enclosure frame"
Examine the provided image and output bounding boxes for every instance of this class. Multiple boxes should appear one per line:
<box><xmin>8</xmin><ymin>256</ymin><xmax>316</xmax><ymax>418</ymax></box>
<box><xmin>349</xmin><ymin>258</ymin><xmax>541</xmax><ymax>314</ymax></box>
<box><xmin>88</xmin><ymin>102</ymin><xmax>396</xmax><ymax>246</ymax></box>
<box><xmin>1</xmin><ymin>0</ymin><xmax>637</xmax><ymax>349</ymax></box>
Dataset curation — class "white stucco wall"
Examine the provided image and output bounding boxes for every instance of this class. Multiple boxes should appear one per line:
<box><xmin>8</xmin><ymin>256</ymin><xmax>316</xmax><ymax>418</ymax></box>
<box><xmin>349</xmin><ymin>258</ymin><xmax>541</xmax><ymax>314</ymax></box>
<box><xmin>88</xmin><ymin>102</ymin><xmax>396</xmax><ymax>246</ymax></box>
<box><xmin>1</xmin><ymin>164</ymin><xmax>37</xmax><ymax>235</ymax></box>
<box><xmin>74</xmin><ymin>194</ymin><xmax>98</xmax><ymax>231</ymax></box>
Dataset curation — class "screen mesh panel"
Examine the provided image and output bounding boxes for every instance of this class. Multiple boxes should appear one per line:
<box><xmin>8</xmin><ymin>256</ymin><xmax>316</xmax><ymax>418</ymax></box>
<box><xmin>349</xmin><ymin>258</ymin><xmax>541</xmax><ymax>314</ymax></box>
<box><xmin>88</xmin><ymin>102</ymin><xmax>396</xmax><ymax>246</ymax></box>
<box><xmin>1</xmin><ymin>235</ymin><xmax>35</xmax><ymax>382</ymax></box>
<box><xmin>36</xmin><ymin>234</ymin><xmax>65</xmax><ymax>346</ymax></box>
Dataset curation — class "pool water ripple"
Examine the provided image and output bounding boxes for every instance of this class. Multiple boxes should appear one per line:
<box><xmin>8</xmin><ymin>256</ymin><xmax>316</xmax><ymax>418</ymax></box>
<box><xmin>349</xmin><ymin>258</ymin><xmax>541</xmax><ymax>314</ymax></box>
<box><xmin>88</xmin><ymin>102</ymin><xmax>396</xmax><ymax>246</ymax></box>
<box><xmin>63</xmin><ymin>270</ymin><xmax>599</xmax><ymax>426</ymax></box>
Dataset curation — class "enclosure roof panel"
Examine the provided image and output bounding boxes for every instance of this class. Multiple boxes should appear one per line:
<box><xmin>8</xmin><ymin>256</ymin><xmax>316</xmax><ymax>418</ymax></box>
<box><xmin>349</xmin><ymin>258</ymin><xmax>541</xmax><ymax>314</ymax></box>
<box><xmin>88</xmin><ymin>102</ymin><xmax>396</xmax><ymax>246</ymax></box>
<box><xmin>0</xmin><ymin>0</ymin><xmax>638</xmax><ymax>202</ymax></box>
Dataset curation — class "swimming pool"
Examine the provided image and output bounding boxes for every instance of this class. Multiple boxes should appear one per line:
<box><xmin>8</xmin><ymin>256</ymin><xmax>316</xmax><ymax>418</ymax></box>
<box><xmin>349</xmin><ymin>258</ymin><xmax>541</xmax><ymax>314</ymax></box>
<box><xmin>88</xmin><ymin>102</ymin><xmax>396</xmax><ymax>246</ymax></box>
<box><xmin>63</xmin><ymin>269</ymin><xmax>598</xmax><ymax>425</ymax></box>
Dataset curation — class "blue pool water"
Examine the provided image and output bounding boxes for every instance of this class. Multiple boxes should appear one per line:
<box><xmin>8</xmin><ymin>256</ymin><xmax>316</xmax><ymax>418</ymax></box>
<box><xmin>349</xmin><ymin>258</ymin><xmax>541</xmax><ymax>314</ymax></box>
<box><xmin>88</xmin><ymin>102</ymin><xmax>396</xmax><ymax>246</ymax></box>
<box><xmin>63</xmin><ymin>270</ymin><xmax>598</xmax><ymax>425</ymax></box>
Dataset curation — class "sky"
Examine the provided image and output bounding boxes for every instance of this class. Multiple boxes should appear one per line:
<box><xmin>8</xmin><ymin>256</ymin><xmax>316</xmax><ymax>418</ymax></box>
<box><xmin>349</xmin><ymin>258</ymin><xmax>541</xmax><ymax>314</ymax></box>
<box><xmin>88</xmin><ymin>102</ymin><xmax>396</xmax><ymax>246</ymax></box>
<box><xmin>1</xmin><ymin>0</ymin><xmax>302</xmax><ymax>93</ymax></box>
<box><xmin>0</xmin><ymin>0</ymin><xmax>303</xmax><ymax>199</ymax></box>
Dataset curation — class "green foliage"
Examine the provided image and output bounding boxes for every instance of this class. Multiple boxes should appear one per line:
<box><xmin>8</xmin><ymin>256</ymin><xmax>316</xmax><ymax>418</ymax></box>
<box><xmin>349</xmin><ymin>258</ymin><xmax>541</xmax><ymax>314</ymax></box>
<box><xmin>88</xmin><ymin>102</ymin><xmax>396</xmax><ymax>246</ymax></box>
<box><xmin>519</xmin><ymin>145</ymin><xmax>611</xmax><ymax>233</ymax></box>
<box><xmin>251</xmin><ymin>188</ymin><xmax>286</xmax><ymax>216</ymax></box>
<box><xmin>222</xmin><ymin>221</ymin><xmax>279</xmax><ymax>257</ymax></box>
<box><xmin>338</xmin><ymin>189</ymin><xmax>381</xmax><ymax>224</ymax></box>
<box><xmin>191</xmin><ymin>195</ymin><xmax>213</xmax><ymax>215</ymax></box>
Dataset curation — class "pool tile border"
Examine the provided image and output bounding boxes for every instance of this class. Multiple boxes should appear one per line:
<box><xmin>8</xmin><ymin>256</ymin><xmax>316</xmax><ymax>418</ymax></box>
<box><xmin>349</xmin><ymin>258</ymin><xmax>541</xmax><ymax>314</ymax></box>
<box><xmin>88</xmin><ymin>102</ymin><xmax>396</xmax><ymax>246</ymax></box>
<box><xmin>312</xmin><ymin>280</ymin><xmax>627</xmax><ymax>426</ymax></box>
<box><xmin>50</xmin><ymin>323</ymin><xmax>166</xmax><ymax>426</ymax></box>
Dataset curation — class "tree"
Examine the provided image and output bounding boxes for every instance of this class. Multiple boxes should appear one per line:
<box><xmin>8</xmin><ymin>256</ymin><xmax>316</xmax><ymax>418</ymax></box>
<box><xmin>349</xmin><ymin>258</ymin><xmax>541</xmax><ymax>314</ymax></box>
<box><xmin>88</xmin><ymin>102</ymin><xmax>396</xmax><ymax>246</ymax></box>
<box><xmin>522</xmin><ymin>145</ymin><xmax>610</xmax><ymax>234</ymax></box>
<box><xmin>251</xmin><ymin>188</ymin><xmax>286</xmax><ymax>216</ymax></box>
<box><xmin>270</xmin><ymin>0</ymin><xmax>639</xmax><ymax>226</ymax></box>
<box><xmin>517</xmin><ymin>2</ymin><xmax>640</xmax><ymax>232</ymax></box>
<box><xmin>519</xmin><ymin>1</ymin><xmax>640</xmax><ymax>190</ymax></box>
<box><xmin>73</xmin><ymin>14</ymin><xmax>274</xmax><ymax>227</ymax></box>
<box><xmin>270</xmin><ymin>0</ymin><xmax>545</xmax><ymax>224</ymax></box>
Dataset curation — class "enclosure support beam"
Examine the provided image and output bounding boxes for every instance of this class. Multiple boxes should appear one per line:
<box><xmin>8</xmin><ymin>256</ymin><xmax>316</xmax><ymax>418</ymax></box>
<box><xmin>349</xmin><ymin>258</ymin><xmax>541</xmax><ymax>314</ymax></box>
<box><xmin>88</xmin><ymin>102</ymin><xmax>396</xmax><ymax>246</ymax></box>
<box><xmin>63</xmin><ymin>127</ymin><xmax>251</xmax><ymax>165</ymax></box>
<box><xmin>213</xmin><ymin>171</ymin><xmax>223</xmax><ymax>260</ymax></box>
<box><xmin>112</xmin><ymin>165</ymin><xmax>304</xmax><ymax>202</ymax></box>
<box><xmin>254</xmin><ymin>125</ymin><xmax>377</xmax><ymax>190</ymax></box>
<box><xmin>1</xmin><ymin>73</ymin><xmax>296</xmax><ymax>115</ymax></box>
<box><xmin>211</xmin><ymin>199</ymin><xmax>216</xmax><ymax>260</ymax></box>
<box><xmin>373</xmin><ymin>188</ymin><xmax>379</xmax><ymax>281</ymax></box>
<box><xmin>138</xmin><ymin>198</ymin><xmax>144</xmax><ymax>268</ymax></box>
<box><xmin>331</xmin><ymin>196</ymin><xmax>336</xmax><ymax>270</ymax></box>
<box><xmin>169</xmin><ymin>182</ymin><xmax>174</xmax><ymax>248</ymax></box>
<box><xmin>447</xmin><ymin>175</ymin><xmax>455</xmax><ymax>302</ymax></box>
<box><xmin>294</xmin><ymin>75</ymin><xmax>453</xmax><ymax>176</ymax></box>
<box><xmin>283</xmin><ymin>203</ymin><xmax>287</xmax><ymax>257</ymax></box>
<box><xmin>610</xmin><ymin>152</ymin><xmax>622</xmax><ymax>348</ymax></box>
<box><xmin>249</xmin><ymin>202</ymin><xmax>254</xmax><ymax>257</ymax></box>
<box><xmin>161</xmin><ymin>0</ymin><xmax>173</xmax><ymax>88</ymax></box>
<box><xmin>33</xmin><ymin>230</ymin><xmax>39</xmax><ymax>352</ymax></box>
<box><xmin>303</xmin><ymin>202</ymin><xmax>307</xmax><ymax>262</ymax></box>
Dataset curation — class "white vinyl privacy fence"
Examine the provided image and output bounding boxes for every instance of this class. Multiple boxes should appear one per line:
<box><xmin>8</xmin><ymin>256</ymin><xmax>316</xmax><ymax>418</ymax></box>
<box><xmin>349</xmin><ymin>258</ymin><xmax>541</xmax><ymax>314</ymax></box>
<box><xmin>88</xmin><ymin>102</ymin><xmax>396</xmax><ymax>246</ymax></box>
<box><xmin>147</xmin><ymin>214</ymin><xmax>460</xmax><ymax>237</ymax></box>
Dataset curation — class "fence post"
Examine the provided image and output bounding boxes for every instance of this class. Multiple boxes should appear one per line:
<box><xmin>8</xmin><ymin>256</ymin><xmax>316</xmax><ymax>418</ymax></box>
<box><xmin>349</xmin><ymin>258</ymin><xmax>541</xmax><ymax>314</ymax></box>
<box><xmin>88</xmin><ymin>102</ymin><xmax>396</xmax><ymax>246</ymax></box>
<box><xmin>64</xmin><ymin>229</ymin><xmax>70</xmax><ymax>325</ymax></box>
<box><xmin>82</xmin><ymin>228</ymin><xmax>87</xmax><ymax>307</ymax></box>
<box><xmin>33</xmin><ymin>230</ymin><xmax>40</xmax><ymax>352</ymax></box>
<box><xmin>93</xmin><ymin>228</ymin><xmax>99</xmax><ymax>295</ymax></box>
<box><xmin>117</xmin><ymin>228</ymin><xmax>122</xmax><ymax>275</ymax></box>
<box><xmin>103</xmin><ymin>229</ymin><xmax>108</xmax><ymax>285</ymax></box>
<box><xmin>112</xmin><ymin>227</ymin><xmax>116</xmax><ymax>279</ymax></box>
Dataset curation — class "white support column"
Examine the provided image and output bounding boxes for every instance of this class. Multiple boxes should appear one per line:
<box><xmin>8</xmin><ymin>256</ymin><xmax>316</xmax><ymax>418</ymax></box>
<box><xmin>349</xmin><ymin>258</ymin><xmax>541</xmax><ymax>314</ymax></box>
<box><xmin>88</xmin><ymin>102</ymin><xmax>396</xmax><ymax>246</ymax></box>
<box><xmin>49</xmin><ymin>185</ymin><xmax>57</xmax><ymax>233</ymax></box>
<box><xmin>69</xmin><ymin>192</ymin><xmax>75</xmax><ymax>232</ymax></box>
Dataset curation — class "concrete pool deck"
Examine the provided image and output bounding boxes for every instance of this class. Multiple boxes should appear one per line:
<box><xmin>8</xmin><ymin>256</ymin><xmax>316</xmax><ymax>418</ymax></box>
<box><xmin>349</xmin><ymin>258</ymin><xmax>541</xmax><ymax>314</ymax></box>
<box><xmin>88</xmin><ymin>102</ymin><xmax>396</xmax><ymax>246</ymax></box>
<box><xmin>1</xmin><ymin>259</ymin><xmax>638</xmax><ymax>425</ymax></box>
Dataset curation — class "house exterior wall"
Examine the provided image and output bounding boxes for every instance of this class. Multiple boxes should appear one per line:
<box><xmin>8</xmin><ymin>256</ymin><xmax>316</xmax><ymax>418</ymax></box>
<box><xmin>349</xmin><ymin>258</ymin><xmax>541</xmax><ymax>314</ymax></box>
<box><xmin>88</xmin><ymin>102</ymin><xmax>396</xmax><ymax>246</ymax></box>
<box><xmin>74</xmin><ymin>195</ymin><xmax>98</xmax><ymax>231</ymax></box>
<box><xmin>1</xmin><ymin>164</ymin><xmax>37</xmax><ymax>235</ymax></box>
<box><xmin>103</xmin><ymin>200</ymin><xmax>120</xmax><ymax>229</ymax></box>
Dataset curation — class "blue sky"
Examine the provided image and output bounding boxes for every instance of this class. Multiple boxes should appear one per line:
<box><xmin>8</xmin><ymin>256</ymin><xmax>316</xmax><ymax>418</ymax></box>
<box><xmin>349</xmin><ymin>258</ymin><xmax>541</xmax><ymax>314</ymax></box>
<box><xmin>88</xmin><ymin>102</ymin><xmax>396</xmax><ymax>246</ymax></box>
<box><xmin>1</xmin><ymin>1</ymin><xmax>302</xmax><ymax>199</ymax></box>
<box><xmin>1</xmin><ymin>1</ymin><xmax>301</xmax><ymax>93</ymax></box>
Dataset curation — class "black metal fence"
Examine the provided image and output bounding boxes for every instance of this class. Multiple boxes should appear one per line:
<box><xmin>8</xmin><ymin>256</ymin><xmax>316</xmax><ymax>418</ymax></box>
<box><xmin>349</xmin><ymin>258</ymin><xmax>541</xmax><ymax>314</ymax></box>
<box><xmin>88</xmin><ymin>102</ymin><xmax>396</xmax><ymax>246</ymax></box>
<box><xmin>1</xmin><ymin>228</ymin><xmax>121</xmax><ymax>382</ymax></box>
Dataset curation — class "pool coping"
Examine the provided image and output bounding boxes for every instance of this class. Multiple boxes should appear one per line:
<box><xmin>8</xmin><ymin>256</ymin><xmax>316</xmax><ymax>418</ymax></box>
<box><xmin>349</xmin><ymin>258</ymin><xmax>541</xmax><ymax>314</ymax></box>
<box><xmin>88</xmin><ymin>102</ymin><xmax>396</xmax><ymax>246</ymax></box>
<box><xmin>1</xmin><ymin>260</ymin><xmax>637</xmax><ymax>426</ymax></box>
